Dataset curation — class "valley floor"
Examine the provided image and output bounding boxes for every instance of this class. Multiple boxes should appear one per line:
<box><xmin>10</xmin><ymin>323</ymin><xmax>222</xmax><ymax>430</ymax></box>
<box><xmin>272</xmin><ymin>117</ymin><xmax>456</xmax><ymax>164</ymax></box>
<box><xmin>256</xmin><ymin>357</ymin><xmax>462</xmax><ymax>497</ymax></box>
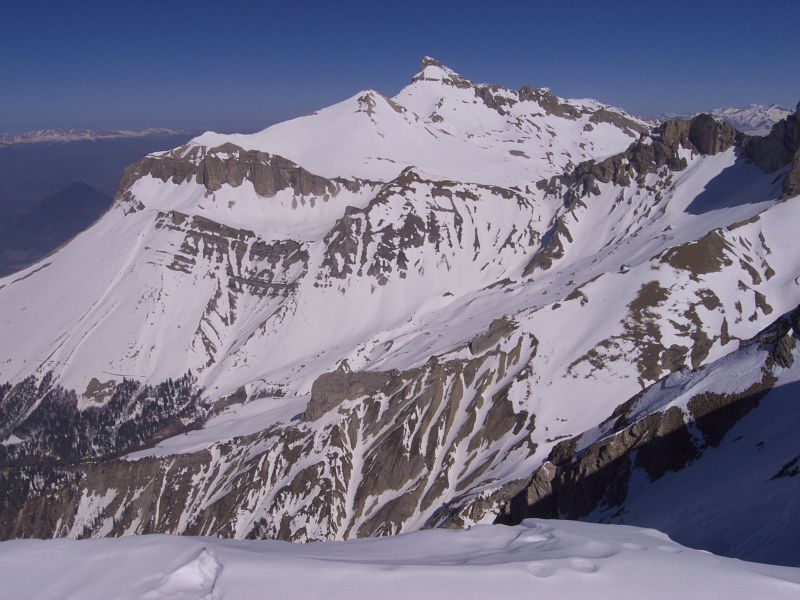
<box><xmin>1</xmin><ymin>520</ymin><xmax>799</xmax><ymax>600</ymax></box>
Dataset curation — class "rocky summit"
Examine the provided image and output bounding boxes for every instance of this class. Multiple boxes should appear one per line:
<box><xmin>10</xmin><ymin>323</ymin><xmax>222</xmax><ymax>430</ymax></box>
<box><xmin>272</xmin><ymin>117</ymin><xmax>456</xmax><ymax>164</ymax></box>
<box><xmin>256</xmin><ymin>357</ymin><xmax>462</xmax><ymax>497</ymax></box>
<box><xmin>1</xmin><ymin>58</ymin><xmax>799</xmax><ymax>568</ymax></box>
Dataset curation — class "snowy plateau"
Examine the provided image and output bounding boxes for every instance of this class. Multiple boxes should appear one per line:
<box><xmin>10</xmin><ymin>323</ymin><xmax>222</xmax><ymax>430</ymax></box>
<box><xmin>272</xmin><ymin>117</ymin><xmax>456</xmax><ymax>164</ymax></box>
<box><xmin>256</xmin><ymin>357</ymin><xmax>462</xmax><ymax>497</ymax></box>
<box><xmin>1</xmin><ymin>57</ymin><xmax>800</xmax><ymax>597</ymax></box>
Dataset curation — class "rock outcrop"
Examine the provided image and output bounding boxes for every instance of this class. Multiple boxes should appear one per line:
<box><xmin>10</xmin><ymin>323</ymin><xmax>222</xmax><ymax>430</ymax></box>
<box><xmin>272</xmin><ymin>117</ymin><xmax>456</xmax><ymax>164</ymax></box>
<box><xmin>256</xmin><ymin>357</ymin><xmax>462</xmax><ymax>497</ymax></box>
<box><xmin>743</xmin><ymin>101</ymin><xmax>800</xmax><ymax>199</ymax></box>
<box><xmin>119</xmin><ymin>143</ymin><xmax>361</xmax><ymax>201</ymax></box>
<box><xmin>0</xmin><ymin>330</ymin><xmax>538</xmax><ymax>541</ymax></box>
<box><xmin>497</xmin><ymin>306</ymin><xmax>799</xmax><ymax>524</ymax></box>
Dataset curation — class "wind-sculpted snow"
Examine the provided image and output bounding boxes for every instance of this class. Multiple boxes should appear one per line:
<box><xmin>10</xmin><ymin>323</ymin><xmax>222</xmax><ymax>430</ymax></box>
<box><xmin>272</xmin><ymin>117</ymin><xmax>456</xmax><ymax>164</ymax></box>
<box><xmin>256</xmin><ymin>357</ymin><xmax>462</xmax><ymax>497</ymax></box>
<box><xmin>3</xmin><ymin>520</ymin><xmax>799</xmax><ymax>600</ymax></box>
<box><xmin>0</xmin><ymin>58</ymin><xmax>799</xmax><ymax>562</ymax></box>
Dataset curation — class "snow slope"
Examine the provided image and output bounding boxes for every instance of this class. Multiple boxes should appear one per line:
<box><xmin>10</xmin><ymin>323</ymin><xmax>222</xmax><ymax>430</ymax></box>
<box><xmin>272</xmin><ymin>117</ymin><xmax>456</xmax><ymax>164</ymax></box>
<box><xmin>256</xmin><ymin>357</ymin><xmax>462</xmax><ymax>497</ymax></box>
<box><xmin>190</xmin><ymin>58</ymin><xmax>646</xmax><ymax>185</ymax></box>
<box><xmin>501</xmin><ymin>303</ymin><xmax>800</xmax><ymax>565</ymax></box>
<box><xmin>2</xmin><ymin>520</ymin><xmax>798</xmax><ymax>600</ymax></box>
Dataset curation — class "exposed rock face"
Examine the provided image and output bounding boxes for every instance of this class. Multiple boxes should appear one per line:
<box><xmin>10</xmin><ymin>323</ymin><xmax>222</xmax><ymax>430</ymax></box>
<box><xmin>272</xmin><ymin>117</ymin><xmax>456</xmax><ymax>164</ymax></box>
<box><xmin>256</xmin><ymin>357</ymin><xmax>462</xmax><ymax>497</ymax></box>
<box><xmin>497</xmin><ymin>306</ymin><xmax>798</xmax><ymax>524</ymax></box>
<box><xmin>538</xmin><ymin>112</ymin><xmax>749</xmax><ymax>207</ymax></box>
<box><xmin>660</xmin><ymin>114</ymin><xmax>742</xmax><ymax>155</ymax></box>
<box><xmin>744</xmin><ymin>102</ymin><xmax>800</xmax><ymax>172</ymax></box>
<box><xmin>468</xmin><ymin>318</ymin><xmax>518</xmax><ymax>356</ymax></box>
<box><xmin>318</xmin><ymin>168</ymin><xmax>539</xmax><ymax>286</ymax></box>
<box><xmin>783</xmin><ymin>149</ymin><xmax>800</xmax><ymax>199</ymax></box>
<box><xmin>518</xmin><ymin>85</ymin><xmax>582</xmax><ymax>119</ymax></box>
<box><xmin>150</xmin><ymin>210</ymin><xmax>310</xmax><ymax>368</ymax></box>
<box><xmin>155</xmin><ymin>210</ymin><xmax>308</xmax><ymax>299</ymax></box>
<box><xmin>588</xmin><ymin>108</ymin><xmax>650</xmax><ymax>137</ymax></box>
<box><xmin>306</xmin><ymin>369</ymin><xmax>395</xmax><ymax>421</ymax></box>
<box><xmin>521</xmin><ymin>109</ymin><xmax>791</xmax><ymax>278</ymax></box>
<box><xmin>413</xmin><ymin>57</ymin><xmax>473</xmax><ymax>90</ymax></box>
<box><xmin>414</xmin><ymin>57</ymin><xmax>647</xmax><ymax>129</ymax></box>
<box><xmin>0</xmin><ymin>330</ymin><xmax>538</xmax><ymax>541</ymax></box>
<box><xmin>661</xmin><ymin>231</ymin><xmax>733</xmax><ymax>275</ymax></box>
<box><xmin>743</xmin><ymin>102</ymin><xmax>800</xmax><ymax>199</ymax></box>
<box><xmin>119</xmin><ymin>143</ymin><xmax>357</xmax><ymax>200</ymax></box>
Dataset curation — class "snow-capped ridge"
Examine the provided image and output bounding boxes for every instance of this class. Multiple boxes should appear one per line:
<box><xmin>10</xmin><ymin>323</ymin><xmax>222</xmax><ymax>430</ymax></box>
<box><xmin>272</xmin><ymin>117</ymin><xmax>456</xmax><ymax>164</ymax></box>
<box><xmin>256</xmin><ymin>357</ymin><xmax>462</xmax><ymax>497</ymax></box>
<box><xmin>181</xmin><ymin>57</ymin><xmax>649</xmax><ymax>187</ymax></box>
<box><xmin>651</xmin><ymin>104</ymin><xmax>793</xmax><ymax>136</ymax></box>
<box><xmin>0</xmin><ymin>127</ymin><xmax>185</xmax><ymax>147</ymax></box>
<box><xmin>711</xmin><ymin>104</ymin><xmax>792</xmax><ymax>136</ymax></box>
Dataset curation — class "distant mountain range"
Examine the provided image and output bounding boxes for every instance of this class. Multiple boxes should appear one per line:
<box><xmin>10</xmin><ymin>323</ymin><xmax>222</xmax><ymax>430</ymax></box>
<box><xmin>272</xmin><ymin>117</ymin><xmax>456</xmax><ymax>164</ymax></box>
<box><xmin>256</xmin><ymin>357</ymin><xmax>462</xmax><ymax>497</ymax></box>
<box><xmin>652</xmin><ymin>104</ymin><xmax>792</xmax><ymax>135</ymax></box>
<box><xmin>0</xmin><ymin>128</ymin><xmax>185</xmax><ymax>147</ymax></box>
<box><xmin>0</xmin><ymin>181</ymin><xmax>112</xmax><ymax>276</ymax></box>
<box><xmin>0</xmin><ymin>129</ymin><xmax>194</xmax><ymax>275</ymax></box>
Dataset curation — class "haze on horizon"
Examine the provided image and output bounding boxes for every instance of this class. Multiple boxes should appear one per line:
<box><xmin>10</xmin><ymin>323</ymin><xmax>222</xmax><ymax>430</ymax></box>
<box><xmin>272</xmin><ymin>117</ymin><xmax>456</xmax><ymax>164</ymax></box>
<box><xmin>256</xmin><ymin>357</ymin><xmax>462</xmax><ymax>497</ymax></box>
<box><xmin>1</xmin><ymin>0</ymin><xmax>798</xmax><ymax>133</ymax></box>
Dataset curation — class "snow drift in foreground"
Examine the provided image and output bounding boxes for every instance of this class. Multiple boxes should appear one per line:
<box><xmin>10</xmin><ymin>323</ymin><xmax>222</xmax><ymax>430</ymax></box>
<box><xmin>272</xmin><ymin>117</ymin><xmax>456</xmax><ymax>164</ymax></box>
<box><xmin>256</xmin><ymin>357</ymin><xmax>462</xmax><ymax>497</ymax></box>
<box><xmin>1</xmin><ymin>520</ymin><xmax>799</xmax><ymax>600</ymax></box>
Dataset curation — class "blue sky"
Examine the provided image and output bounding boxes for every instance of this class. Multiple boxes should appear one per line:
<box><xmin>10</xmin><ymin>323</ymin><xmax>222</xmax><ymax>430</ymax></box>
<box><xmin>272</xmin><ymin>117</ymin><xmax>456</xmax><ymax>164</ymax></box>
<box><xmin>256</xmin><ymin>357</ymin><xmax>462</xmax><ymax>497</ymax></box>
<box><xmin>1</xmin><ymin>0</ymin><xmax>798</xmax><ymax>132</ymax></box>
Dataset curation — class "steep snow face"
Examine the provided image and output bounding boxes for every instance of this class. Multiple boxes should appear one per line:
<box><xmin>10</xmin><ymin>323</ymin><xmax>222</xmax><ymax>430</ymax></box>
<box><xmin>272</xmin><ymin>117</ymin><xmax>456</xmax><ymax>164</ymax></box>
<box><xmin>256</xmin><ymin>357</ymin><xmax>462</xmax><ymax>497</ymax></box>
<box><xmin>501</xmin><ymin>305</ymin><xmax>800</xmax><ymax>566</ymax></box>
<box><xmin>191</xmin><ymin>59</ymin><xmax>647</xmax><ymax>186</ymax></box>
<box><xmin>2</xmin><ymin>520</ymin><xmax>799</xmax><ymax>600</ymax></box>
<box><xmin>712</xmin><ymin>104</ymin><xmax>792</xmax><ymax>135</ymax></box>
<box><xmin>595</xmin><ymin>323</ymin><xmax>800</xmax><ymax>565</ymax></box>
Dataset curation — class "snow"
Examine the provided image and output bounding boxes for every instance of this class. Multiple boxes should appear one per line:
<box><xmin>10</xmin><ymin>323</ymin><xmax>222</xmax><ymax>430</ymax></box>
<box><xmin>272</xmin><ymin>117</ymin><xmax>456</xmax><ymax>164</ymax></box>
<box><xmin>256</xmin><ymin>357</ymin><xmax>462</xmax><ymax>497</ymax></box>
<box><xmin>650</xmin><ymin>104</ymin><xmax>792</xmax><ymax>136</ymax></box>
<box><xmin>125</xmin><ymin>393</ymin><xmax>304</xmax><ymax>459</ymax></box>
<box><xmin>1</xmin><ymin>137</ymin><xmax>793</xmax><ymax>468</ymax></box>
<box><xmin>1</xmin><ymin>520</ymin><xmax>798</xmax><ymax>600</ymax></box>
<box><xmin>712</xmin><ymin>104</ymin><xmax>792</xmax><ymax>136</ymax></box>
<box><xmin>189</xmin><ymin>65</ymin><xmax>643</xmax><ymax>186</ymax></box>
<box><xmin>583</xmin><ymin>328</ymin><xmax>800</xmax><ymax>566</ymax></box>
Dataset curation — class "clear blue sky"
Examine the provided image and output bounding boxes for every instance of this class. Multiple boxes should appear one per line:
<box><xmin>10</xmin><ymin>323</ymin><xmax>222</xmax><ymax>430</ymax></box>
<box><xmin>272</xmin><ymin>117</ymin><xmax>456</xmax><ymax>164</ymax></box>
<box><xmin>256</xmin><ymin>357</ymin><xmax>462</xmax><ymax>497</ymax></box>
<box><xmin>1</xmin><ymin>0</ymin><xmax>798</xmax><ymax>132</ymax></box>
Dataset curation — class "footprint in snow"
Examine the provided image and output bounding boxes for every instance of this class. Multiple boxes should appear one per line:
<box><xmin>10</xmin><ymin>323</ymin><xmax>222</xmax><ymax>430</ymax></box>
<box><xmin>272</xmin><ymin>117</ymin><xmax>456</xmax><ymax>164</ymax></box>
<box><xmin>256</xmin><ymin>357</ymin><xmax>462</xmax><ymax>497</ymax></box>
<box><xmin>570</xmin><ymin>558</ymin><xmax>599</xmax><ymax>573</ymax></box>
<box><xmin>515</xmin><ymin>531</ymin><xmax>550</xmax><ymax>544</ymax></box>
<box><xmin>621</xmin><ymin>542</ymin><xmax>645</xmax><ymax>551</ymax></box>
<box><xmin>526</xmin><ymin>562</ymin><xmax>556</xmax><ymax>578</ymax></box>
<box><xmin>145</xmin><ymin>547</ymin><xmax>223</xmax><ymax>600</ymax></box>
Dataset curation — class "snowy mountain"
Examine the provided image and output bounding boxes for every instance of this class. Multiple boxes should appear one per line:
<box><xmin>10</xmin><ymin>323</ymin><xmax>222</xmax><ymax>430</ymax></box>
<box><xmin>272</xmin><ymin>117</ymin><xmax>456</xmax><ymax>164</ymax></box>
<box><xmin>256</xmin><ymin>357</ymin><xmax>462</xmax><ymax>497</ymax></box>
<box><xmin>0</xmin><ymin>128</ymin><xmax>184</xmax><ymax>147</ymax></box>
<box><xmin>712</xmin><ymin>104</ymin><xmax>792</xmax><ymax>135</ymax></box>
<box><xmin>1</xmin><ymin>58</ymin><xmax>799</xmax><ymax>566</ymax></box>
<box><xmin>2</xmin><ymin>520</ymin><xmax>799</xmax><ymax>600</ymax></box>
<box><xmin>652</xmin><ymin>104</ymin><xmax>792</xmax><ymax>136</ymax></box>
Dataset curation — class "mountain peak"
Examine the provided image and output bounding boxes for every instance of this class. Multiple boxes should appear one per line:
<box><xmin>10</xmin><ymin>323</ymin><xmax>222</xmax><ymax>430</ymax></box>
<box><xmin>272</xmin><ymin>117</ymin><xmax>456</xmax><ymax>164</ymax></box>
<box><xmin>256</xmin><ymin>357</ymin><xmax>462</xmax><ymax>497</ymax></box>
<box><xmin>420</xmin><ymin>56</ymin><xmax>443</xmax><ymax>69</ymax></box>
<box><xmin>412</xmin><ymin>56</ymin><xmax>471</xmax><ymax>88</ymax></box>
